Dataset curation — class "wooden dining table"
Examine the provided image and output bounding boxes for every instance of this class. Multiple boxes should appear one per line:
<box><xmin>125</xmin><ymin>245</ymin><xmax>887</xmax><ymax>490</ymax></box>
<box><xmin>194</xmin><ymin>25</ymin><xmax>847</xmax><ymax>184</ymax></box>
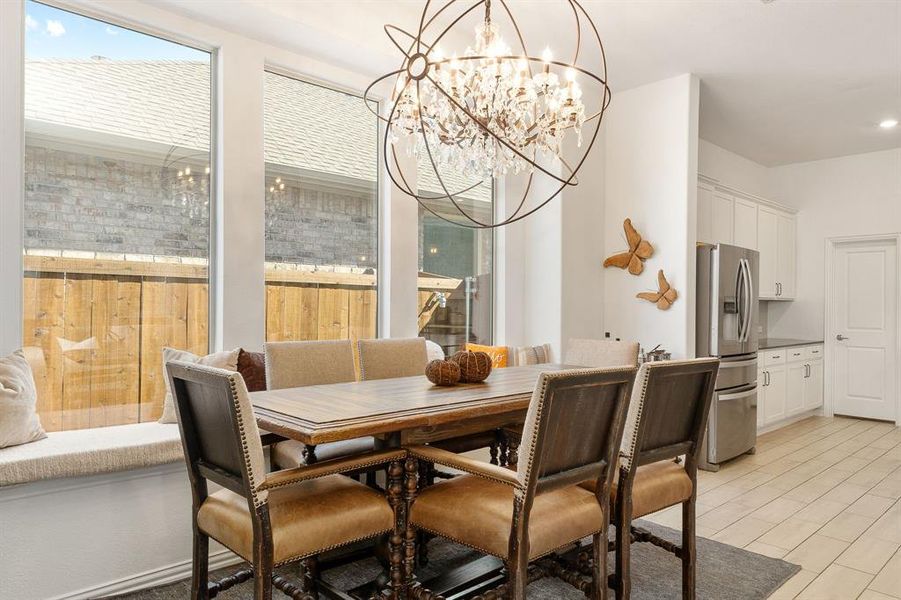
<box><xmin>249</xmin><ymin>363</ymin><xmax>572</xmax><ymax>600</ymax></box>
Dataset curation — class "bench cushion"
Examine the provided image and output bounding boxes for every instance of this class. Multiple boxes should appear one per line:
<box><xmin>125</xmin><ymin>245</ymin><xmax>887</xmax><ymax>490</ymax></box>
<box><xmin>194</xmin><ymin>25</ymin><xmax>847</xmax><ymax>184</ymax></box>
<box><xmin>0</xmin><ymin>422</ymin><xmax>182</xmax><ymax>487</ymax></box>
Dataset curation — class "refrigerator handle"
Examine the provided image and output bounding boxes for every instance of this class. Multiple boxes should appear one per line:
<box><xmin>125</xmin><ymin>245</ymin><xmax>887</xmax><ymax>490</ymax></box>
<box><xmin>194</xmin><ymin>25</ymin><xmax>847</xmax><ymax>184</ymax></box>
<box><xmin>736</xmin><ymin>259</ymin><xmax>746</xmax><ymax>343</ymax></box>
<box><xmin>741</xmin><ymin>258</ymin><xmax>754</xmax><ymax>343</ymax></box>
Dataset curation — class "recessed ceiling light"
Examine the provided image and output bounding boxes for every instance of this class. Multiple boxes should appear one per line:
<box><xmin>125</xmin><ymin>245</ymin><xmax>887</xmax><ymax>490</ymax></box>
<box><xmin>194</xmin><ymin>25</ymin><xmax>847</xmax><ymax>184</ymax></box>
<box><xmin>879</xmin><ymin>119</ymin><xmax>898</xmax><ymax>129</ymax></box>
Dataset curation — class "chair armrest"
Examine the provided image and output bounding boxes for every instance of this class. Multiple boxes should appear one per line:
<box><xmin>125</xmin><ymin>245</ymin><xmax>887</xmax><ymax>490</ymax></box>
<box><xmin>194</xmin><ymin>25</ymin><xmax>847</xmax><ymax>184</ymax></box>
<box><xmin>407</xmin><ymin>445</ymin><xmax>522</xmax><ymax>488</ymax></box>
<box><xmin>257</xmin><ymin>448</ymin><xmax>407</xmax><ymax>491</ymax></box>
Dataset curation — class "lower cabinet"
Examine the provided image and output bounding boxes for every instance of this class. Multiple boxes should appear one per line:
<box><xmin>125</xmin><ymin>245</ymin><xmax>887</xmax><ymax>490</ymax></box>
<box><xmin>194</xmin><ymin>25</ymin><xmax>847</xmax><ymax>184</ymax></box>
<box><xmin>761</xmin><ymin>364</ymin><xmax>787</xmax><ymax>424</ymax></box>
<box><xmin>804</xmin><ymin>359</ymin><xmax>824</xmax><ymax>410</ymax></box>
<box><xmin>759</xmin><ymin>345</ymin><xmax>824</xmax><ymax>428</ymax></box>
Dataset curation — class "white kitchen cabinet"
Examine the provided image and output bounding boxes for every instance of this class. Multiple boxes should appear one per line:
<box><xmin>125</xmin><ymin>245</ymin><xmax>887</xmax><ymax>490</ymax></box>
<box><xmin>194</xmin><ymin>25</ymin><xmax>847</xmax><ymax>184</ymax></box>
<box><xmin>698</xmin><ymin>177</ymin><xmax>797</xmax><ymax>300</ymax></box>
<box><xmin>758</xmin><ymin>207</ymin><xmax>779</xmax><ymax>299</ymax></box>
<box><xmin>786</xmin><ymin>361</ymin><xmax>806</xmax><ymax>417</ymax></box>
<box><xmin>711</xmin><ymin>191</ymin><xmax>734</xmax><ymax>245</ymax></box>
<box><xmin>697</xmin><ymin>182</ymin><xmax>714</xmax><ymax>244</ymax></box>
<box><xmin>759</xmin><ymin>344</ymin><xmax>825</xmax><ymax>430</ymax></box>
<box><xmin>758</xmin><ymin>206</ymin><xmax>796</xmax><ymax>300</ymax></box>
<box><xmin>757</xmin><ymin>368</ymin><xmax>765</xmax><ymax>428</ymax></box>
<box><xmin>761</xmin><ymin>364</ymin><xmax>787</xmax><ymax>425</ymax></box>
<box><xmin>804</xmin><ymin>359</ymin><xmax>824</xmax><ymax>410</ymax></box>
<box><xmin>733</xmin><ymin>198</ymin><xmax>758</xmax><ymax>250</ymax></box>
<box><xmin>776</xmin><ymin>212</ymin><xmax>797</xmax><ymax>299</ymax></box>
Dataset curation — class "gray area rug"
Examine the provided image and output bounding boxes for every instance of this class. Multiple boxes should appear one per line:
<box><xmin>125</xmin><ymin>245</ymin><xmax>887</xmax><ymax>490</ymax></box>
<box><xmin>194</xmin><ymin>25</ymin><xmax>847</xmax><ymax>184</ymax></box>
<box><xmin>110</xmin><ymin>521</ymin><xmax>799</xmax><ymax>599</ymax></box>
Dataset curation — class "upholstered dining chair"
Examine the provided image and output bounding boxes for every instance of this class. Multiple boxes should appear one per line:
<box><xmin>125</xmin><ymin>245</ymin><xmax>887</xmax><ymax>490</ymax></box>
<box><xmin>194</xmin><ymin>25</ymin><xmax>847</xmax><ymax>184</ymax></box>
<box><xmin>406</xmin><ymin>367</ymin><xmax>637</xmax><ymax>599</ymax></box>
<box><xmin>565</xmin><ymin>338</ymin><xmax>640</xmax><ymax>369</ymax></box>
<box><xmin>357</xmin><ymin>337</ymin><xmax>429</xmax><ymax>381</ymax></box>
<box><xmin>165</xmin><ymin>361</ymin><xmax>405</xmax><ymax>600</ymax></box>
<box><xmin>501</xmin><ymin>340</ymin><xmax>639</xmax><ymax>470</ymax></box>
<box><xmin>582</xmin><ymin>358</ymin><xmax>719</xmax><ymax>600</ymax></box>
<box><xmin>263</xmin><ymin>340</ymin><xmax>376</xmax><ymax>470</ymax></box>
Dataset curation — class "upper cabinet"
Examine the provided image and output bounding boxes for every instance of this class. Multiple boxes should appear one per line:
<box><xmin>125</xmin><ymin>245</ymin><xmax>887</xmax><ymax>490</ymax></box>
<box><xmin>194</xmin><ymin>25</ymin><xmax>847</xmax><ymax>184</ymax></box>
<box><xmin>697</xmin><ymin>176</ymin><xmax>797</xmax><ymax>301</ymax></box>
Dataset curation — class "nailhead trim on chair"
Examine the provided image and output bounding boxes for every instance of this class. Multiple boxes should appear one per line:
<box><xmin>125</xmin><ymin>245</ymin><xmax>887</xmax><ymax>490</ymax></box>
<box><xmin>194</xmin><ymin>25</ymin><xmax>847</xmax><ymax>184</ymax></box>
<box><xmin>407</xmin><ymin>450</ymin><xmax>521</xmax><ymax>488</ymax></box>
<box><xmin>258</xmin><ymin>451</ymin><xmax>407</xmax><ymax>491</ymax></box>
<box><xmin>274</xmin><ymin>528</ymin><xmax>395</xmax><ymax>567</ymax></box>
<box><xmin>519</xmin><ymin>367</ymin><xmax>635</xmax><ymax>488</ymax></box>
<box><xmin>226</xmin><ymin>372</ymin><xmax>267</xmax><ymax>507</ymax></box>
<box><xmin>620</xmin><ymin>358</ymin><xmax>719</xmax><ymax>470</ymax></box>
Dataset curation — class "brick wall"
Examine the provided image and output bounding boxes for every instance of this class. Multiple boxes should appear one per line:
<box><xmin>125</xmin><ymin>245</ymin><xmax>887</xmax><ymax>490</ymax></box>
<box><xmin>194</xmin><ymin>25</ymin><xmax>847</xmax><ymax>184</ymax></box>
<box><xmin>24</xmin><ymin>143</ymin><xmax>377</xmax><ymax>267</ymax></box>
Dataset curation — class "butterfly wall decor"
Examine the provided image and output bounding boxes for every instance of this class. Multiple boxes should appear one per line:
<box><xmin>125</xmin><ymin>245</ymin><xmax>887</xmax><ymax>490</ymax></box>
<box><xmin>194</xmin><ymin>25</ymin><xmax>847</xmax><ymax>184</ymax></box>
<box><xmin>637</xmin><ymin>270</ymin><xmax>678</xmax><ymax>311</ymax></box>
<box><xmin>604</xmin><ymin>218</ymin><xmax>654</xmax><ymax>275</ymax></box>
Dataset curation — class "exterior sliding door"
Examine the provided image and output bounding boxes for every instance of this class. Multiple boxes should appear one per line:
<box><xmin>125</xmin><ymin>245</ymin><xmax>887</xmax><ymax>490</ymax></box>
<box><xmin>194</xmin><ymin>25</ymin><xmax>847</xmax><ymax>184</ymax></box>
<box><xmin>22</xmin><ymin>1</ymin><xmax>212</xmax><ymax>428</ymax></box>
<box><xmin>263</xmin><ymin>71</ymin><xmax>379</xmax><ymax>345</ymax></box>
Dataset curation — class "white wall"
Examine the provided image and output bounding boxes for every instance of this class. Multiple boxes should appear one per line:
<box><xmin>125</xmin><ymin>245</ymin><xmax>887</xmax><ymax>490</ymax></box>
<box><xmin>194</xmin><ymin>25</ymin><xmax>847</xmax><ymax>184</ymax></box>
<box><xmin>603</xmin><ymin>74</ymin><xmax>700</xmax><ymax>358</ymax></box>
<box><xmin>767</xmin><ymin>148</ymin><xmax>901</xmax><ymax>339</ymax></box>
<box><xmin>561</xmin><ymin>130</ymin><xmax>607</xmax><ymax>349</ymax></box>
<box><xmin>497</xmin><ymin>128</ymin><xmax>608</xmax><ymax>359</ymax></box>
<box><xmin>698</xmin><ymin>139</ymin><xmax>770</xmax><ymax>198</ymax></box>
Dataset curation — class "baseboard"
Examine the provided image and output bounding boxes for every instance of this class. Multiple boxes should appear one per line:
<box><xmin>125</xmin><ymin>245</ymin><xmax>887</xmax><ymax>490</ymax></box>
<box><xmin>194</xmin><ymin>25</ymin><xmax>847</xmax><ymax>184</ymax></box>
<box><xmin>757</xmin><ymin>408</ymin><xmax>820</xmax><ymax>435</ymax></box>
<box><xmin>48</xmin><ymin>549</ymin><xmax>243</xmax><ymax>600</ymax></box>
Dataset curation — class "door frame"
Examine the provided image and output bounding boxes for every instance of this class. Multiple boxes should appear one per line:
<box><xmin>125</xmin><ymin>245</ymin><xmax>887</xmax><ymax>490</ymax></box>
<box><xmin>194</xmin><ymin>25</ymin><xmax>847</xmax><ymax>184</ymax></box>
<box><xmin>824</xmin><ymin>233</ymin><xmax>901</xmax><ymax>425</ymax></box>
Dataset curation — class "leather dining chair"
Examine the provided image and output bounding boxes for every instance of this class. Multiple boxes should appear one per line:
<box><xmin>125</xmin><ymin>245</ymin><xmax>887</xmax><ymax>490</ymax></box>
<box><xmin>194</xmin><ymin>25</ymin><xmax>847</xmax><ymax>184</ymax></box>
<box><xmin>565</xmin><ymin>339</ymin><xmax>640</xmax><ymax>369</ymax></box>
<box><xmin>582</xmin><ymin>358</ymin><xmax>719</xmax><ymax>600</ymax></box>
<box><xmin>405</xmin><ymin>367</ymin><xmax>637</xmax><ymax>599</ymax></box>
<box><xmin>166</xmin><ymin>360</ymin><xmax>405</xmax><ymax>600</ymax></box>
<box><xmin>264</xmin><ymin>340</ymin><xmax>376</xmax><ymax>470</ymax></box>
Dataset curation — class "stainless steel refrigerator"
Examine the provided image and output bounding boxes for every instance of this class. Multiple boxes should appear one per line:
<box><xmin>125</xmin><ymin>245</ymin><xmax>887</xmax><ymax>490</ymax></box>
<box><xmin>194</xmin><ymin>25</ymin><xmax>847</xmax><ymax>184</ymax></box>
<box><xmin>696</xmin><ymin>243</ymin><xmax>759</xmax><ymax>471</ymax></box>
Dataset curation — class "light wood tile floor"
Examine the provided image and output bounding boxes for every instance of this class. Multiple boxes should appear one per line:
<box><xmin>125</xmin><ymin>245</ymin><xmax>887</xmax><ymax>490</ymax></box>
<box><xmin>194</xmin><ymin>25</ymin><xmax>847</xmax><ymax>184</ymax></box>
<box><xmin>643</xmin><ymin>415</ymin><xmax>901</xmax><ymax>599</ymax></box>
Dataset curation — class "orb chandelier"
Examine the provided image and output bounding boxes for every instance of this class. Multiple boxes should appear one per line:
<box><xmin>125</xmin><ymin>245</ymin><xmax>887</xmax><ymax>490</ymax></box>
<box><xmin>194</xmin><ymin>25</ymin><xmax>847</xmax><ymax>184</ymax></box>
<box><xmin>364</xmin><ymin>0</ymin><xmax>610</xmax><ymax>229</ymax></box>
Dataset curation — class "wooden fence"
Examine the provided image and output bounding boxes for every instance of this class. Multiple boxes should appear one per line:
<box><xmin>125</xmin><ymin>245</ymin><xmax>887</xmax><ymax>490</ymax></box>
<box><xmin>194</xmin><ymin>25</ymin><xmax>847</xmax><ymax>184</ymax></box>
<box><xmin>23</xmin><ymin>256</ymin><xmax>457</xmax><ymax>431</ymax></box>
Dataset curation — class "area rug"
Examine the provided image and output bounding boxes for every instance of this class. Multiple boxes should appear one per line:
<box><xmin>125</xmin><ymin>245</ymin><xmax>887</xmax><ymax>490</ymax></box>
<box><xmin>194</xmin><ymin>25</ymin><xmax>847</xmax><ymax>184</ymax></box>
<box><xmin>110</xmin><ymin>521</ymin><xmax>799</xmax><ymax>599</ymax></box>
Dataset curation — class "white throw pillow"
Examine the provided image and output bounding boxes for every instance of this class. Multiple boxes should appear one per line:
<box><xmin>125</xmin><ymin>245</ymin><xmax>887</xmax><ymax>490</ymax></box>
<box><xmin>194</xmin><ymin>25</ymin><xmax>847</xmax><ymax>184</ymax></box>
<box><xmin>0</xmin><ymin>349</ymin><xmax>47</xmax><ymax>448</ymax></box>
<box><xmin>160</xmin><ymin>347</ymin><xmax>240</xmax><ymax>424</ymax></box>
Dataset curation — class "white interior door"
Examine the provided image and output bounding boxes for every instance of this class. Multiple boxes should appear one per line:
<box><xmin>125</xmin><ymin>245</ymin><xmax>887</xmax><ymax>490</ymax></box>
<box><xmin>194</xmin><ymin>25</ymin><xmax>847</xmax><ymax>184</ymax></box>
<box><xmin>832</xmin><ymin>238</ymin><xmax>898</xmax><ymax>421</ymax></box>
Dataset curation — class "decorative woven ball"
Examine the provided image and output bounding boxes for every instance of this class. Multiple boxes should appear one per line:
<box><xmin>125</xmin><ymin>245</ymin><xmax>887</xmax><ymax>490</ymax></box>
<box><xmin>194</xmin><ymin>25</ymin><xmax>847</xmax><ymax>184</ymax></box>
<box><xmin>450</xmin><ymin>350</ymin><xmax>493</xmax><ymax>383</ymax></box>
<box><xmin>425</xmin><ymin>359</ymin><xmax>461</xmax><ymax>386</ymax></box>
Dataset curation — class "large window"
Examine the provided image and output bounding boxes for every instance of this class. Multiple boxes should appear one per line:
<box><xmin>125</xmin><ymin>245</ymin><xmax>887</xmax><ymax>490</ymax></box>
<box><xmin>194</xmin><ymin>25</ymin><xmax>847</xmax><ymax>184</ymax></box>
<box><xmin>23</xmin><ymin>1</ymin><xmax>212</xmax><ymax>429</ymax></box>
<box><xmin>263</xmin><ymin>72</ymin><xmax>379</xmax><ymax>344</ymax></box>
<box><xmin>417</xmin><ymin>164</ymin><xmax>494</xmax><ymax>355</ymax></box>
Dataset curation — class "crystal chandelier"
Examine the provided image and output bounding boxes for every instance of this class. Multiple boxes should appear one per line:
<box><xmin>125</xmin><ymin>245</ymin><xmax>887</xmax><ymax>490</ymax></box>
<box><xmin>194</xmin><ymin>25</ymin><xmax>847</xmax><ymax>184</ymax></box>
<box><xmin>366</xmin><ymin>0</ymin><xmax>610</xmax><ymax>228</ymax></box>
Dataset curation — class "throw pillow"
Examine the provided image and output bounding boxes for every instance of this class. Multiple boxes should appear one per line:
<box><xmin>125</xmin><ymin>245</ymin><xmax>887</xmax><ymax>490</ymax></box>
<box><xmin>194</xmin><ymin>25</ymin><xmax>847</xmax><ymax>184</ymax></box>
<box><xmin>160</xmin><ymin>347</ymin><xmax>240</xmax><ymax>423</ymax></box>
<box><xmin>465</xmin><ymin>343</ymin><xmax>509</xmax><ymax>368</ymax></box>
<box><xmin>0</xmin><ymin>349</ymin><xmax>47</xmax><ymax>448</ymax></box>
<box><xmin>513</xmin><ymin>343</ymin><xmax>552</xmax><ymax>366</ymax></box>
<box><xmin>237</xmin><ymin>349</ymin><xmax>267</xmax><ymax>392</ymax></box>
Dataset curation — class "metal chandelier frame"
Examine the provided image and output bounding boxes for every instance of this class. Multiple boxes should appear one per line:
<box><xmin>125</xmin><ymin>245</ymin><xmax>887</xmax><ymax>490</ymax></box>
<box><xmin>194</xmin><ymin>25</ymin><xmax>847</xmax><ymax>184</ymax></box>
<box><xmin>363</xmin><ymin>0</ymin><xmax>611</xmax><ymax>229</ymax></box>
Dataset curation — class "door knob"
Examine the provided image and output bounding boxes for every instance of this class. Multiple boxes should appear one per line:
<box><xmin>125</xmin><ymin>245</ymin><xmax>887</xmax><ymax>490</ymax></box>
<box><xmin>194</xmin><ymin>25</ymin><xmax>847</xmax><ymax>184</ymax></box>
<box><xmin>836</xmin><ymin>334</ymin><xmax>849</xmax><ymax>341</ymax></box>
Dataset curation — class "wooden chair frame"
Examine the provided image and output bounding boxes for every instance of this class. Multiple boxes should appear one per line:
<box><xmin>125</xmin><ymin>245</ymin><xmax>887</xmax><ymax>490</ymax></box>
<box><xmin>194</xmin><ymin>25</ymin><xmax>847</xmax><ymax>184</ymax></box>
<box><xmin>406</xmin><ymin>367</ymin><xmax>637</xmax><ymax>600</ymax></box>
<box><xmin>610</xmin><ymin>359</ymin><xmax>719</xmax><ymax>600</ymax></box>
<box><xmin>167</xmin><ymin>361</ymin><xmax>404</xmax><ymax>600</ymax></box>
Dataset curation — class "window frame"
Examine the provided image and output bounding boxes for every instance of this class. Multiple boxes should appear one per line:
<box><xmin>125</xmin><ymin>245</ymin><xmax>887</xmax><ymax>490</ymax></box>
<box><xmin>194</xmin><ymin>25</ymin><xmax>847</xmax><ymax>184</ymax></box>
<box><xmin>261</xmin><ymin>64</ymin><xmax>382</xmax><ymax>342</ymax></box>
<box><xmin>19</xmin><ymin>0</ymin><xmax>218</xmax><ymax>427</ymax></box>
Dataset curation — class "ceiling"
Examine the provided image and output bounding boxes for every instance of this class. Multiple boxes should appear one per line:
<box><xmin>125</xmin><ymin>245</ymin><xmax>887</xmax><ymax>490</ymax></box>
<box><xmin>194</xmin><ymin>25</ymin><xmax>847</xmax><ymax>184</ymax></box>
<box><xmin>155</xmin><ymin>0</ymin><xmax>901</xmax><ymax>167</ymax></box>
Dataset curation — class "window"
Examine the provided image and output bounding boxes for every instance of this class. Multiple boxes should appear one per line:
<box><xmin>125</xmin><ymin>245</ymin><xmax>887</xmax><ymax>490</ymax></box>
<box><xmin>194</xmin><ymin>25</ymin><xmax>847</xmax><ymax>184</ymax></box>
<box><xmin>263</xmin><ymin>72</ymin><xmax>379</xmax><ymax>344</ymax></box>
<box><xmin>417</xmin><ymin>164</ymin><xmax>494</xmax><ymax>355</ymax></box>
<box><xmin>23</xmin><ymin>1</ymin><xmax>212</xmax><ymax>429</ymax></box>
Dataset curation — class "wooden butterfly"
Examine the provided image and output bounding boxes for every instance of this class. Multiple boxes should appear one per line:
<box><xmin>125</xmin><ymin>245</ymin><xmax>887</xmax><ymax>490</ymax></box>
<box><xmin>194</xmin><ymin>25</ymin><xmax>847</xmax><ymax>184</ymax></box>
<box><xmin>637</xmin><ymin>270</ymin><xmax>678</xmax><ymax>311</ymax></box>
<box><xmin>603</xmin><ymin>218</ymin><xmax>654</xmax><ymax>275</ymax></box>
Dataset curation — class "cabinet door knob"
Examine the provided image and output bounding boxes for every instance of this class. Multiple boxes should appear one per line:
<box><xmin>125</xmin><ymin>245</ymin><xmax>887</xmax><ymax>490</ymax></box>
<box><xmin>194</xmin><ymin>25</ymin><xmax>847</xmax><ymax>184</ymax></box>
<box><xmin>836</xmin><ymin>334</ymin><xmax>849</xmax><ymax>341</ymax></box>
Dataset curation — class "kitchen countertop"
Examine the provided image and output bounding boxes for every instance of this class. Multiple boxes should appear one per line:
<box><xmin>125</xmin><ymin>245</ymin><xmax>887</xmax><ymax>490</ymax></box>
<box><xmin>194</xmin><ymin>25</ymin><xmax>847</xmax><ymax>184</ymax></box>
<box><xmin>759</xmin><ymin>338</ymin><xmax>824</xmax><ymax>350</ymax></box>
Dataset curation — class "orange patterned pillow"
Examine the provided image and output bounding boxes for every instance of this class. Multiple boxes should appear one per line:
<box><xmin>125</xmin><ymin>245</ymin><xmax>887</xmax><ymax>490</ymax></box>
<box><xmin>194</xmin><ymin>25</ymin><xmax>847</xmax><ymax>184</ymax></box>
<box><xmin>465</xmin><ymin>343</ymin><xmax>509</xmax><ymax>368</ymax></box>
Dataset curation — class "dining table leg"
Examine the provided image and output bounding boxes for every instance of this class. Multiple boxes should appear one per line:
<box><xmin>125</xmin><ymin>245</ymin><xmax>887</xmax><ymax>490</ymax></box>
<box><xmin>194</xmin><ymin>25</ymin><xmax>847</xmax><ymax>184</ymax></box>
<box><xmin>385</xmin><ymin>458</ymin><xmax>406</xmax><ymax>600</ymax></box>
<box><xmin>404</xmin><ymin>457</ymin><xmax>420</xmax><ymax>596</ymax></box>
